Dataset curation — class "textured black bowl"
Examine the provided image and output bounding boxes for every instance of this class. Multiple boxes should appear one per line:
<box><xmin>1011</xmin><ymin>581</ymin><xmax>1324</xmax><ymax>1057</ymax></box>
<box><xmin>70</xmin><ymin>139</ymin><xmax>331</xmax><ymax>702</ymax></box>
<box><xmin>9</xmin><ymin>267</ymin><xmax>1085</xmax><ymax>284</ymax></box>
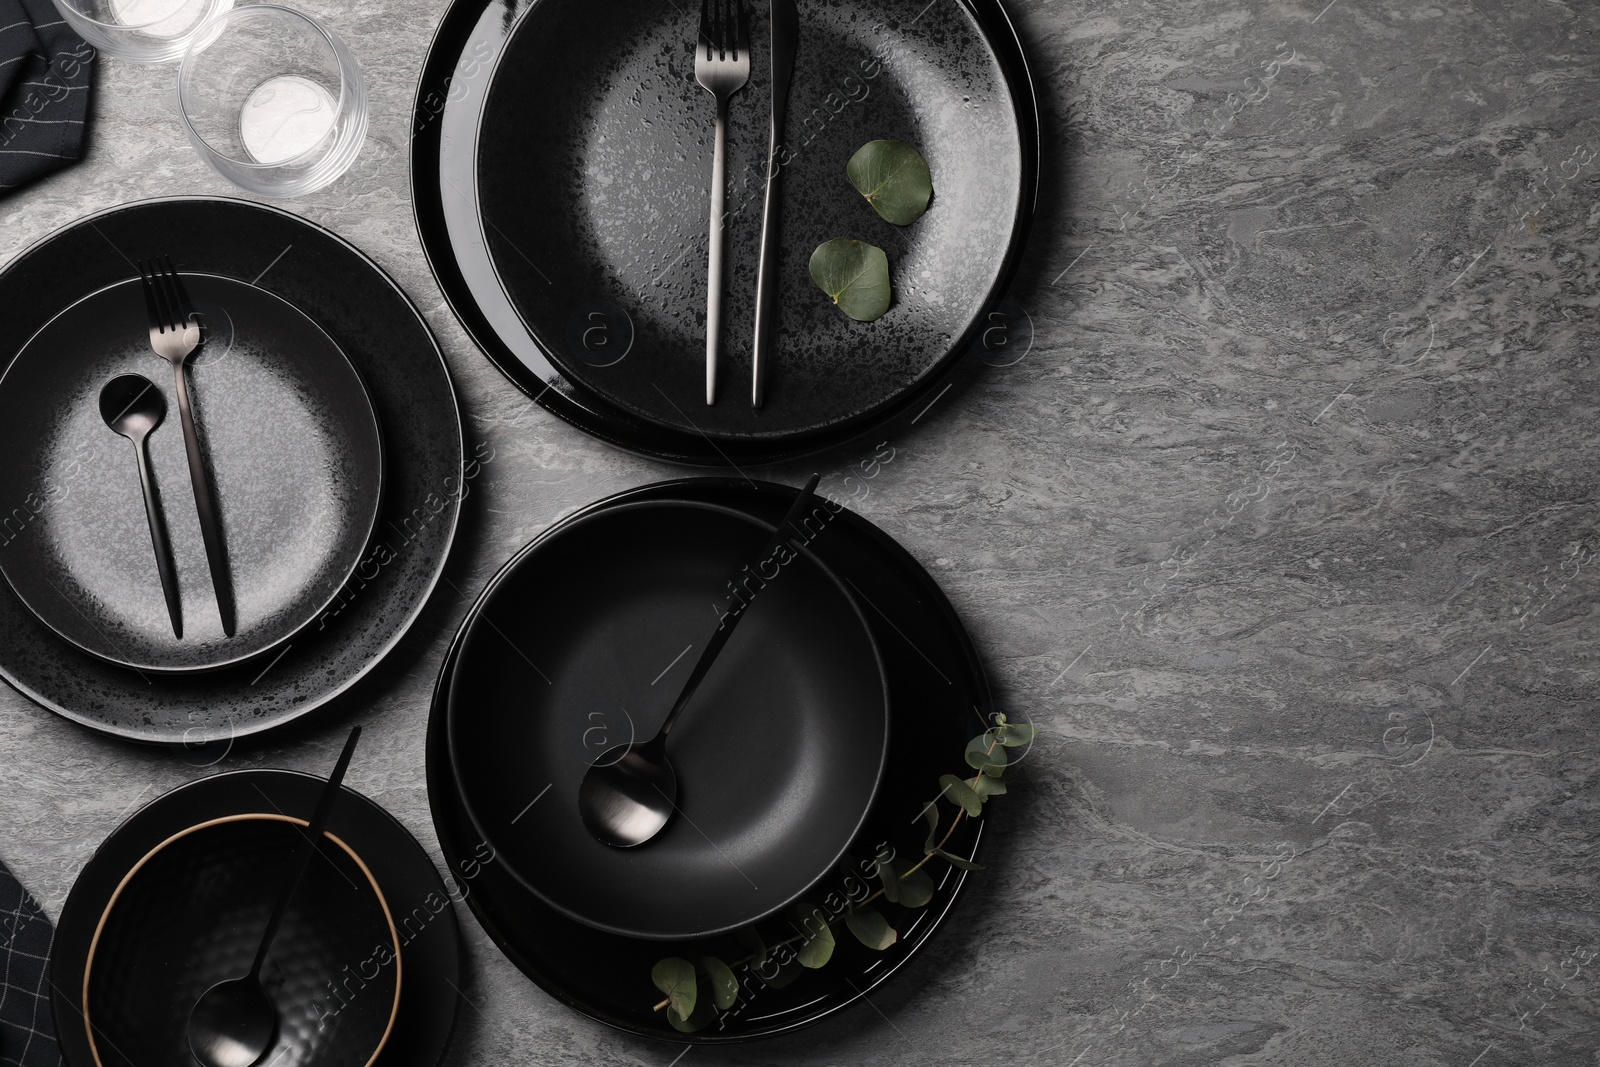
<box><xmin>83</xmin><ymin>816</ymin><xmax>401</xmax><ymax>1067</ymax></box>
<box><xmin>446</xmin><ymin>497</ymin><xmax>890</xmax><ymax>940</ymax></box>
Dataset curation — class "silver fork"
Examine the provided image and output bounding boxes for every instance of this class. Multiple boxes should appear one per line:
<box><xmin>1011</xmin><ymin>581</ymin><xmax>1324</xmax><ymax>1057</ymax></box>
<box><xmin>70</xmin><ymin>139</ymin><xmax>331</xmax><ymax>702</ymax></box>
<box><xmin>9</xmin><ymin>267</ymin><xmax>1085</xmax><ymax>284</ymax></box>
<box><xmin>138</xmin><ymin>257</ymin><xmax>235</xmax><ymax>637</ymax></box>
<box><xmin>695</xmin><ymin>0</ymin><xmax>751</xmax><ymax>405</ymax></box>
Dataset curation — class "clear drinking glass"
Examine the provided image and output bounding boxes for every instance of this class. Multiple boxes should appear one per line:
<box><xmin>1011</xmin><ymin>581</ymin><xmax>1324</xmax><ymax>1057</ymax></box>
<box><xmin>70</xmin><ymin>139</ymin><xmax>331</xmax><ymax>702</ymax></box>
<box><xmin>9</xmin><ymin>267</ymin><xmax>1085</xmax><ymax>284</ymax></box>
<box><xmin>52</xmin><ymin>0</ymin><xmax>233</xmax><ymax>64</ymax></box>
<box><xmin>176</xmin><ymin>5</ymin><xmax>367</xmax><ymax>198</ymax></box>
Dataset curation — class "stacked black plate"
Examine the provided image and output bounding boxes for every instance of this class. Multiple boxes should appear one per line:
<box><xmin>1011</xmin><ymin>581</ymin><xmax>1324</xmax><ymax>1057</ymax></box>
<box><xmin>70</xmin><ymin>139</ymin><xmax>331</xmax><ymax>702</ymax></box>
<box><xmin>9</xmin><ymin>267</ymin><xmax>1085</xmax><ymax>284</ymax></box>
<box><xmin>0</xmin><ymin>197</ymin><xmax>463</xmax><ymax>741</ymax></box>
<box><xmin>413</xmin><ymin>0</ymin><xmax>1039</xmax><ymax>464</ymax></box>
<box><xmin>428</xmin><ymin>477</ymin><xmax>991</xmax><ymax>1041</ymax></box>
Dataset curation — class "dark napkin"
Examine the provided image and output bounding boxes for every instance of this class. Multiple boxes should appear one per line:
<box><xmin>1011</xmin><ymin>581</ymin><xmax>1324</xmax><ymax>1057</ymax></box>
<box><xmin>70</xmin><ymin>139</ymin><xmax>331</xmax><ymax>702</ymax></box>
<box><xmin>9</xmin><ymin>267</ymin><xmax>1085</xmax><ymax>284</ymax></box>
<box><xmin>0</xmin><ymin>855</ymin><xmax>61</xmax><ymax>1067</ymax></box>
<box><xmin>0</xmin><ymin>0</ymin><xmax>92</xmax><ymax>194</ymax></box>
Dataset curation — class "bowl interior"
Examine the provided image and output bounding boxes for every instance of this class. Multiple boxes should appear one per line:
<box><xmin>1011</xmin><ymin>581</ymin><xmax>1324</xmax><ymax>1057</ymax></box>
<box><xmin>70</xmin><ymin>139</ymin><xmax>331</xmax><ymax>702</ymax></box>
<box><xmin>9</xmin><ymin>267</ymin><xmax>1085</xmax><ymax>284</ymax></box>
<box><xmin>446</xmin><ymin>498</ymin><xmax>891</xmax><ymax>940</ymax></box>
<box><xmin>85</xmin><ymin>815</ymin><xmax>400</xmax><ymax>1067</ymax></box>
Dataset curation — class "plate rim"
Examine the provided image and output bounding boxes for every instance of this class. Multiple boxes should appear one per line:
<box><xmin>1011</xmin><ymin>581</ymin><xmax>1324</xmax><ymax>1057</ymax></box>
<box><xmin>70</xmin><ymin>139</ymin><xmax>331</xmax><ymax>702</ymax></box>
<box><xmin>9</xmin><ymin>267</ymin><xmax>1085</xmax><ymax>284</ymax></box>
<box><xmin>409</xmin><ymin>0</ymin><xmax>1040</xmax><ymax>466</ymax></box>
<box><xmin>442</xmin><ymin>494</ymin><xmax>894</xmax><ymax>941</ymax></box>
<box><xmin>427</xmin><ymin>476</ymin><xmax>992</xmax><ymax>1042</ymax></box>
<box><xmin>0</xmin><ymin>195</ymin><xmax>465</xmax><ymax>743</ymax></box>
<box><xmin>0</xmin><ymin>270</ymin><xmax>388</xmax><ymax>676</ymax></box>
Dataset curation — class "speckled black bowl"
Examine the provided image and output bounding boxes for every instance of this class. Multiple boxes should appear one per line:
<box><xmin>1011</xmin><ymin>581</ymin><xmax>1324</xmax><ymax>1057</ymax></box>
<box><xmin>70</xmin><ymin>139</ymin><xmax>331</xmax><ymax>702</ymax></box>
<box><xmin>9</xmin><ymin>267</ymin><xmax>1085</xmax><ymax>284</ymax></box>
<box><xmin>83</xmin><ymin>815</ymin><xmax>401</xmax><ymax>1067</ymax></box>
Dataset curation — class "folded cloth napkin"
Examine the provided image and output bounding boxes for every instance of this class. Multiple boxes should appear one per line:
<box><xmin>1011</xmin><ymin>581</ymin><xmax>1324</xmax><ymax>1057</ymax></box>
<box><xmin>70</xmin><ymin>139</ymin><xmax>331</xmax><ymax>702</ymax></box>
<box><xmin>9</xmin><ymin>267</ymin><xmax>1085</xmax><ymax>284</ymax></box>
<box><xmin>0</xmin><ymin>0</ymin><xmax>93</xmax><ymax>195</ymax></box>
<box><xmin>0</xmin><ymin>855</ymin><xmax>61</xmax><ymax>1067</ymax></box>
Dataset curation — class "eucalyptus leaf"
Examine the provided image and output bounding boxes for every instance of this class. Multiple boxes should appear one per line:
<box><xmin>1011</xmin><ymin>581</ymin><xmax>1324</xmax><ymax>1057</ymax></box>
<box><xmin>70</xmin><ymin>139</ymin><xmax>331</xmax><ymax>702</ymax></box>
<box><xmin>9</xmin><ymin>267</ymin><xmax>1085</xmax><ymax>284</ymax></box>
<box><xmin>736</xmin><ymin>926</ymin><xmax>768</xmax><ymax>967</ymax></box>
<box><xmin>847</xmin><ymin>139</ymin><xmax>934</xmax><ymax>225</ymax></box>
<box><xmin>875</xmin><ymin>856</ymin><xmax>901</xmax><ymax>904</ymax></box>
<box><xmin>809</xmin><ymin>238</ymin><xmax>891</xmax><ymax>322</ymax></box>
<box><xmin>933</xmin><ymin>848</ymin><xmax>984</xmax><ymax>872</ymax></box>
<box><xmin>651</xmin><ymin>957</ymin><xmax>697</xmax><ymax>1021</ymax></box>
<box><xmin>667</xmin><ymin>979</ymin><xmax>717</xmax><ymax>1032</ymax></box>
<box><xmin>923</xmin><ymin>801</ymin><xmax>941</xmax><ymax>852</ymax></box>
<box><xmin>994</xmin><ymin>721</ymin><xmax>1036</xmax><ymax>747</ymax></box>
<box><xmin>696</xmin><ymin>955</ymin><xmax>739</xmax><ymax>1011</ymax></box>
<box><xmin>896</xmin><ymin>864</ymin><xmax>935</xmax><ymax>908</ymax></box>
<box><xmin>965</xmin><ymin>735</ymin><xmax>1007</xmax><ymax>777</ymax></box>
<box><xmin>973</xmin><ymin>772</ymin><xmax>1008</xmax><ymax>798</ymax></box>
<box><xmin>845</xmin><ymin>907</ymin><xmax>899</xmax><ymax>951</ymax></box>
<box><xmin>939</xmin><ymin>773</ymin><xmax>984</xmax><ymax>816</ymax></box>
<box><xmin>792</xmin><ymin>904</ymin><xmax>837</xmax><ymax>969</ymax></box>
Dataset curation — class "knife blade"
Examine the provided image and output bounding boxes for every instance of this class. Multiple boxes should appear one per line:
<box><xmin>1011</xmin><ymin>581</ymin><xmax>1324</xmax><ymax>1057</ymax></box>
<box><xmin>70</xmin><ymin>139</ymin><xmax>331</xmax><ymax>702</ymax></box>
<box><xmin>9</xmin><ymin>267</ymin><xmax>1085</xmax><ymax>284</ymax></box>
<box><xmin>750</xmin><ymin>0</ymin><xmax>800</xmax><ymax>408</ymax></box>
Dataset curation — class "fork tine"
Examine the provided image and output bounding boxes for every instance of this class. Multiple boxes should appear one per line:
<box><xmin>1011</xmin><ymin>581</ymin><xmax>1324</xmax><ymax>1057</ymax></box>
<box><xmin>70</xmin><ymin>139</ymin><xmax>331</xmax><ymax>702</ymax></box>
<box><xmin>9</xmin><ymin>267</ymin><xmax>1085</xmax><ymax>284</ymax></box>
<box><xmin>136</xmin><ymin>260</ymin><xmax>162</xmax><ymax>334</ymax></box>
<box><xmin>144</xmin><ymin>257</ymin><xmax>175</xmax><ymax>335</ymax></box>
<box><xmin>735</xmin><ymin>0</ymin><xmax>748</xmax><ymax>57</ymax></box>
<box><xmin>698</xmin><ymin>0</ymin><xmax>713</xmax><ymax>58</ymax></box>
<box><xmin>162</xmin><ymin>256</ymin><xmax>196</xmax><ymax>324</ymax></box>
<box><xmin>156</xmin><ymin>257</ymin><xmax>184</xmax><ymax>333</ymax></box>
<box><xmin>715</xmin><ymin>0</ymin><xmax>728</xmax><ymax>57</ymax></box>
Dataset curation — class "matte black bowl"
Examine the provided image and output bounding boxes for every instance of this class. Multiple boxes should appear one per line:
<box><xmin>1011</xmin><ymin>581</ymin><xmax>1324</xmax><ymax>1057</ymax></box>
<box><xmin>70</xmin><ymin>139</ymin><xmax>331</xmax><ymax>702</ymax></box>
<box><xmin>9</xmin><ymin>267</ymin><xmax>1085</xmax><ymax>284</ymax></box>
<box><xmin>445</xmin><ymin>497</ymin><xmax>890</xmax><ymax>941</ymax></box>
<box><xmin>82</xmin><ymin>815</ymin><xmax>401</xmax><ymax>1067</ymax></box>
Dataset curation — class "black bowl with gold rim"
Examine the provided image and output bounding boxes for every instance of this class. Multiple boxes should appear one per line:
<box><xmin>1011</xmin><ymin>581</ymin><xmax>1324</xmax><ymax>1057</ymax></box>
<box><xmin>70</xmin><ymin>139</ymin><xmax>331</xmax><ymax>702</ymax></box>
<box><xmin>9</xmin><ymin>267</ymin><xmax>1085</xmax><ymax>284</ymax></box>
<box><xmin>82</xmin><ymin>814</ymin><xmax>402</xmax><ymax>1067</ymax></box>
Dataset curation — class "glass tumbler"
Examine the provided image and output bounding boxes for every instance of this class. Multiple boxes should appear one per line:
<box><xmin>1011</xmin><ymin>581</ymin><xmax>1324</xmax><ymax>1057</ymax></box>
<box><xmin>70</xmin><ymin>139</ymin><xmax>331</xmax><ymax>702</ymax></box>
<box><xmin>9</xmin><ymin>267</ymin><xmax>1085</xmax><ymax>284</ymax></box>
<box><xmin>176</xmin><ymin>5</ymin><xmax>367</xmax><ymax>198</ymax></box>
<box><xmin>52</xmin><ymin>0</ymin><xmax>233</xmax><ymax>63</ymax></box>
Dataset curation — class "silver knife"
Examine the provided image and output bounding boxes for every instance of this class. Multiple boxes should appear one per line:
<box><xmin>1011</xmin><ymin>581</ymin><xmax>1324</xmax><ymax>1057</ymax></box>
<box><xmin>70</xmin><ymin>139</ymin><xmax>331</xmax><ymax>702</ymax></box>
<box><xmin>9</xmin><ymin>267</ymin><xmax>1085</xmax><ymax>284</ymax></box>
<box><xmin>751</xmin><ymin>0</ymin><xmax>799</xmax><ymax>408</ymax></box>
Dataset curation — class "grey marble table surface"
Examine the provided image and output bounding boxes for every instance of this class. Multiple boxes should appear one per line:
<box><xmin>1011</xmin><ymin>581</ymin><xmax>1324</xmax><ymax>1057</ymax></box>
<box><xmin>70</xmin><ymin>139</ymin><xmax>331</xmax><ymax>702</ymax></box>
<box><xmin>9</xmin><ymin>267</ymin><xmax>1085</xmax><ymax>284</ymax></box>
<box><xmin>3</xmin><ymin>0</ymin><xmax>1599</xmax><ymax>1064</ymax></box>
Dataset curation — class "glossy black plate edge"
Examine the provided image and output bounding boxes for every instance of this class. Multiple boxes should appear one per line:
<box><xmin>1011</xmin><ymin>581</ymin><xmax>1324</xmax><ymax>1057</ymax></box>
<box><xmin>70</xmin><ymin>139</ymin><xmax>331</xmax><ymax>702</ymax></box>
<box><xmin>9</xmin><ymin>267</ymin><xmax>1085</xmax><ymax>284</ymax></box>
<box><xmin>48</xmin><ymin>768</ymin><xmax>463</xmax><ymax>1067</ymax></box>
<box><xmin>408</xmin><ymin>0</ymin><xmax>1041</xmax><ymax>468</ymax></box>
<box><xmin>425</xmin><ymin>477</ymin><xmax>992</xmax><ymax>1042</ymax></box>
<box><xmin>440</xmin><ymin>495</ymin><xmax>893</xmax><ymax>942</ymax></box>
<box><xmin>0</xmin><ymin>272</ymin><xmax>389</xmax><ymax>679</ymax></box>
<box><xmin>0</xmin><ymin>196</ymin><xmax>466</xmax><ymax>744</ymax></box>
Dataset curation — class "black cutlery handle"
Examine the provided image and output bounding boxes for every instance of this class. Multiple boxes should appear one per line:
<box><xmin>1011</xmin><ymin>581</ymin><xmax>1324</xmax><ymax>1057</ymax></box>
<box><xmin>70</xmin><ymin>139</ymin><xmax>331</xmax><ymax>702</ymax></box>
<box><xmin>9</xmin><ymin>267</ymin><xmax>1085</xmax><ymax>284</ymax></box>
<box><xmin>171</xmin><ymin>361</ymin><xmax>235</xmax><ymax>637</ymax></box>
<box><xmin>750</xmin><ymin>136</ymin><xmax>784</xmax><ymax>409</ymax></box>
<box><xmin>658</xmin><ymin>474</ymin><xmax>821</xmax><ymax>739</ymax></box>
<box><xmin>133</xmin><ymin>438</ymin><xmax>182</xmax><ymax>639</ymax></box>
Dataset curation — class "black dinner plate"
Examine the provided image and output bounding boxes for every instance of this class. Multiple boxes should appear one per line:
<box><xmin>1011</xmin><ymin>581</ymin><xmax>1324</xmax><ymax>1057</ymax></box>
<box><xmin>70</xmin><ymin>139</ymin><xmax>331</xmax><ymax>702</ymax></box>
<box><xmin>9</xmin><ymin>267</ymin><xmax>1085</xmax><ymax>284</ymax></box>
<box><xmin>0</xmin><ymin>274</ymin><xmax>384</xmax><ymax>674</ymax></box>
<box><xmin>0</xmin><ymin>198</ymin><xmax>463</xmax><ymax>742</ymax></box>
<box><xmin>412</xmin><ymin>0</ymin><xmax>1039</xmax><ymax>464</ymax></box>
<box><xmin>50</xmin><ymin>769</ymin><xmax>462</xmax><ymax>1067</ymax></box>
<box><xmin>446</xmin><ymin>497</ymin><xmax>891</xmax><ymax>941</ymax></box>
<box><xmin>428</xmin><ymin>477</ymin><xmax>991</xmax><ymax>1041</ymax></box>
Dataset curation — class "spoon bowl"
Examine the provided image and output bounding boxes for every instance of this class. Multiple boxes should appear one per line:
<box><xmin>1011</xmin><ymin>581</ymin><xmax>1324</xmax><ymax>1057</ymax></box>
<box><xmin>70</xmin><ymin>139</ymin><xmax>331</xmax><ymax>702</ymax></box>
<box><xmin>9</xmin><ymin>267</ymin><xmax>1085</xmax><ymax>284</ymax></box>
<box><xmin>187</xmin><ymin>977</ymin><xmax>276</xmax><ymax>1067</ymax></box>
<box><xmin>578</xmin><ymin>737</ymin><xmax>677</xmax><ymax>848</ymax></box>
<box><xmin>99</xmin><ymin>372</ymin><xmax>165</xmax><ymax>440</ymax></box>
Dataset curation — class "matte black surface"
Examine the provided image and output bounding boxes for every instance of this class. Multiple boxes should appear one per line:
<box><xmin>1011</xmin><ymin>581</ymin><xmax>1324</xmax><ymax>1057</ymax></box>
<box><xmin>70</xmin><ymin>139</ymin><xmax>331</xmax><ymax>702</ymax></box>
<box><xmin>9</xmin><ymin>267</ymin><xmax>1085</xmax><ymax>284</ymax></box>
<box><xmin>446</xmin><ymin>497</ymin><xmax>890</xmax><ymax>940</ymax></box>
<box><xmin>86</xmin><ymin>817</ymin><xmax>398</xmax><ymax>1067</ymax></box>
<box><xmin>411</xmin><ymin>0</ymin><xmax>1040</xmax><ymax>464</ymax></box>
<box><xmin>0</xmin><ymin>275</ymin><xmax>383</xmax><ymax>674</ymax></box>
<box><xmin>51</xmin><ymin>770</ymin><xmax>462</xmax><ymax>1067</ymax></box>
<box><xmin>0</xmin><ymin>198</ymin><xmax>463</xmax><ymax>741</ymax></box>
<box><xmin>427</xmin><ymin>477</ymin><xmax>990</xmax><ymax>1041</ymax></box>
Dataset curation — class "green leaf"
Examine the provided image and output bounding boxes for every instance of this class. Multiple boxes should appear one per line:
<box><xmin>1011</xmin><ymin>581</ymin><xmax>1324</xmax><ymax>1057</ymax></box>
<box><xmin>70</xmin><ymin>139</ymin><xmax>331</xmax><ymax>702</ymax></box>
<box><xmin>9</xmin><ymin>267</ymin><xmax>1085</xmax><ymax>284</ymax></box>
<box><xmin>939</xmin><ymin>773</ymin><xmax>984</xmax><ymax>816</ymax></box>
<box><xmin>651</xmin><ymin>957</ymin><xmax>697</xmax><ymax>1021</ymax></box>
<box><xmin>696</xmin><ymin>955</ymin><xmax>739</xmax><ymax>1011</ymax></box>
<box><xmin>933</xmin><ymin>847</ymin><xmax>984</xmax><ymax>872</ymax></box>
<box><xmin>809</xmin><ymin>238</ymin><xmax>892</xmax><ymax>322</ymax></box>
<box><xmin>875</xmin><ymin>856</ymin><xmax>901</xmax><ymax>904</ymax></box>
<box><xmin>896</xmin><ymin>864</ymin><xmax>935</xmax><ymax>908</ymax></box>
<box><xmin>666</xmin><ymin>981</ymin><xmax>717</xmax><ymax>1032</ymax></box>
<box><xmin>847</xmin><ymin>139</ymin><xmax>934</xmax><ymax>226</ymax></box>
<box><xmin>965</xmin><ymin>735</ymin><xmax>1007</xmax><ymax>777</ymax></box>
<box><xmin>792</xmin><ymin>903</ymin><xmax>837</xmax><ymax>969</ymax></box>
<box><xmin>994</xmin><ymin>721</ymin><xmax>1036</xmax><ymax>748</ymax></box>
<box><xmin>845</xmin><ymin>907</ymin><xmax>899</xmax><ymax>951</ymax></box>
<box><xmin>922</xmin><ymin>801</ymin><xmax>941</xmax><ymax>852</ymax></box>
<box><xmin>973</xmin><ymin>772</ymin><xmax>1008</xmax><ymax>798</ymax></box>
<box><xmin>735</xmin><ymin>926</ymin><xmax>768</xmax><ymax>967</ymax></box>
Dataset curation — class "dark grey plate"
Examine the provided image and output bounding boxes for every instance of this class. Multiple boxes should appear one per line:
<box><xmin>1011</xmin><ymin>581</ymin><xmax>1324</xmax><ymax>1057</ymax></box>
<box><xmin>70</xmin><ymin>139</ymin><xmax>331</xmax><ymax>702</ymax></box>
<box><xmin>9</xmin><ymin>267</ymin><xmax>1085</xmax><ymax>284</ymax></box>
<box><xmin>478</xmin><ymin>0</ymin><xmax>1025</xmax><ymax>439</ymax></box>
<box><xmin>0</xmin><ymin>198</ymin><xmax>462</xmax><ymax>742</ymax></box>
<box><xmin>0</xmin><ymin>275</ymin><xmax>384</xmax><ymax>674</ymax></box>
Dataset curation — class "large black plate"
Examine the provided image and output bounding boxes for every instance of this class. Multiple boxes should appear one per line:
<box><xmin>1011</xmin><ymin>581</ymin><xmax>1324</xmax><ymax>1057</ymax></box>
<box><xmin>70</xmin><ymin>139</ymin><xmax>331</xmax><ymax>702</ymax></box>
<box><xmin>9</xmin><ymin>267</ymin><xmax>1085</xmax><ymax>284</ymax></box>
<box><xmin>0</xmin><ymin>274</ymin><xmax>384</xmax><ymax>674</ymax></box>
<box><xmin>412</xmin><ymin>0</ymin><xmax>1039</xmax><ymax>465</ymax></box>
<box><xmin>446</xmin><ymin>497</ymin><xmax>891</xmax><ymax>941</ymax></box>
<box><xmin>0</xmin><ymin>198</ymin><xmax>462</xmax><ymax>742</ymax></box>
<box><xmin>427</xmin><ymin>477</ymin><xmax>991</xmax><ymax>1041</ymax></box>
<box><xmin>50</xmin><ymin>769</ymin><xmax>462</xmax><ymax>1067</ymax></box>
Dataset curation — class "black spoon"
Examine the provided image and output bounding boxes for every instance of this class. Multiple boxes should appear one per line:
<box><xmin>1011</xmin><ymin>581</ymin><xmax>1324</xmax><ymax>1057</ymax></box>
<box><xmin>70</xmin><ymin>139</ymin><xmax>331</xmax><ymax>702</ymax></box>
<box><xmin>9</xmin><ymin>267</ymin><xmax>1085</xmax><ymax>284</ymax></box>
<box><xmin>99</xmin><ymin>374</ymin><xmax>182</xmax><ymax>638</ymax></box>
<box><xmin>578</xmin><ymin>475</ymin><xmax>822</xmax><ymax>847</ymax></box>
<box><xmin>187</xmin><ymin>726</ymin><xmax>362</xmax><ymax>1067</ymax></box>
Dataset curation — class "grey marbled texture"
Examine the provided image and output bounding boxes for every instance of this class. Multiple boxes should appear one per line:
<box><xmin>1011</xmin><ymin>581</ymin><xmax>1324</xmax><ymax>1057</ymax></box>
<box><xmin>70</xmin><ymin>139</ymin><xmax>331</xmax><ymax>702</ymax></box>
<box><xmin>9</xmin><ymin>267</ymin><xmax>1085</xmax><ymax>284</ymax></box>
<box><xmin>3</xmin><ymin>0</ymin><xmax>1600</xmax><ymax>1064</ymax></box>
